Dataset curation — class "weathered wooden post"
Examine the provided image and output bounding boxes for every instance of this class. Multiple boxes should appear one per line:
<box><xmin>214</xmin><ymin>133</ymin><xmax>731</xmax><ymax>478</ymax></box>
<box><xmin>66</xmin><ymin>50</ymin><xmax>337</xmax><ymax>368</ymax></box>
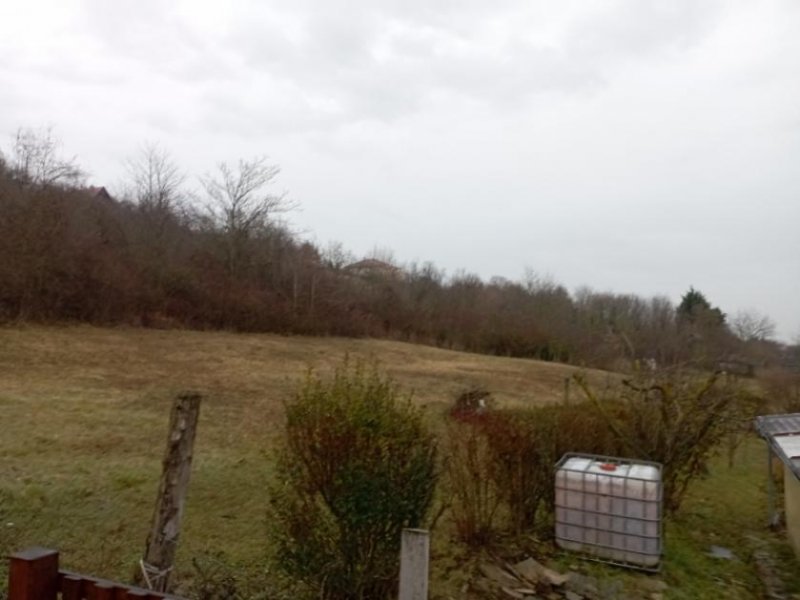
<box><xmin>398</xmin><ymin>528</ymin><xmax>429</xmax><ymax>600</ymax></box>
<box><xmin>136</xmin><ymin>392</ymin><xmax>202</xmax><ymax>592</ymax></box>
<box><xmin>7</xmin><ymin>547</ymin><xmax>59</xmax><ymax>600</ymax></box>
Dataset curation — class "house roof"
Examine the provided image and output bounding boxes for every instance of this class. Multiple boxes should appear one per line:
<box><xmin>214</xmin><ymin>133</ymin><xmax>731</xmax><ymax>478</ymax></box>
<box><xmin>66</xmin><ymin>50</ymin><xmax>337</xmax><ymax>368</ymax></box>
<box><xmin>345</xmin><ymin>258</ymin><xmax>399</xmax><ymax>271</ymax></box>
<box><xmin>343</xmin><ymin>259</ymin><xmax>404</xmax><ymax>279</ymax></box>
<box><xmin>755</xmin><ymin>413</ymin><xmax>800</xmax><ymax>480</ymax></box>
<box><xmin>86</xmin><ymin>186</ymin><xmax>113</xmax><ymax>201</ymax></box>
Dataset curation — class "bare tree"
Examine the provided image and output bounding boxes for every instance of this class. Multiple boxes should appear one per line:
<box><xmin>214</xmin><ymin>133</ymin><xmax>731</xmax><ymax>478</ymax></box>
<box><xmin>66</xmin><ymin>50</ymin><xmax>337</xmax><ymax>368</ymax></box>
<box><xmin>124</xmin><ymin>144</ymin><xmax>188</xmax><ymax>288</ymax></box>
<box><xmin>731</xmin><ymin>309</ymin><xmax>776</xmax><ymax>341</ymax></box>
<box><xmin>126</xmin><ymin>143</ymin><xmax>185</xmax><ymax>214</ymax></box>
<box><xmin>522</xmin><ymin>267</ymin><xmax>561</xmax><ymax>295</ymax></box>
<box><xmin>366</xmin><ymin>245</ymin><xmax>397</xmax><ymax>265</ymax></box>
<box><xmin>11</xmin><ymin>127</ymin><xmax>84</xmax><ymax>186</ymax></box>
<box><xmin>201</xmin><ymin>157</ymin><xmax>295</xmax><ymax>276</ymax></box>
<box><xmin>322</xmin><ymin>240</ymin><xmax>355</xmax><ymax>271</ymax></box>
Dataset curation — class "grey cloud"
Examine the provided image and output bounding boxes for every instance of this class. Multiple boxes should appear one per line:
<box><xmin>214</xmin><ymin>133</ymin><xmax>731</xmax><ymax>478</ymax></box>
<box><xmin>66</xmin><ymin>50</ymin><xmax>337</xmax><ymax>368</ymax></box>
<box><xmin>224</xmin><ymin>0</ymin><xmax>727</xmax><ymax>130</ymax></box>
<box><xmin>565</xmin><ymin>1</ymin><xmax>724</xmax><ymax>59</ymax></box>
<box><xmin>77</xmin><ymin>0</ymin><xmax>238</xmax><ymax>84</ymax></box>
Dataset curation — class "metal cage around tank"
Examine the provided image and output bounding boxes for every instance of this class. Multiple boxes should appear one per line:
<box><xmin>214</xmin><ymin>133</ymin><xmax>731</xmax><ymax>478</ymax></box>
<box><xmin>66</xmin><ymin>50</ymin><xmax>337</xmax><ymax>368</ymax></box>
<box><xmin>554</xmin><ymin>453</ymin><xmax>664</xmax><ymax>572</ymax></box>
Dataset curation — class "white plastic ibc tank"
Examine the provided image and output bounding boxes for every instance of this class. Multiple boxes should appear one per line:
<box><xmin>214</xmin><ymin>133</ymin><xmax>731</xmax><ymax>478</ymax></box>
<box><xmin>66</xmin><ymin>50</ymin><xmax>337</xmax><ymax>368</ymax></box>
<box><xmin>554</xmin><ymin>454</ymin><xmax>662</xmax><ymax>569</ymax></box>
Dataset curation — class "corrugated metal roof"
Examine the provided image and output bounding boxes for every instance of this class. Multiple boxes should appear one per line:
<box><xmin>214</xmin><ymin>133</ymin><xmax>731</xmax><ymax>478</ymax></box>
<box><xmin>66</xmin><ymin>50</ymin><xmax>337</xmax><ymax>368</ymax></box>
<box><xmin>756</xmin><ymin>413</ymin><xmax>800</xmax><ymax>437</ymax></box>
<box><xmin>755</xmin><ymin>413</ymin><xmax>800</xmax><ymax>481</ymax></box>
<box><xmin>775</xmin><ymin>436</ymin><xmax>800</xmax><ymax>459</ymax></box>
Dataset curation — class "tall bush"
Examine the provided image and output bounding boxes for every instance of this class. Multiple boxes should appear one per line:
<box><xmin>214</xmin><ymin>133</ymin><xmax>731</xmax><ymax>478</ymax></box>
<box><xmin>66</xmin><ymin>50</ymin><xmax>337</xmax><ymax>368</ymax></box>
<box><xmin>444</xmin><ymin>419</ymin><xmax>500</xmax><ymax>545</ymax></box>
<box><xmin>444</xmin><ymin>396</ymin><xmax>624</xmax><ymax>539</ymax></box>
<box><xmin>575</xmin><ymin>370</ymin><xmax>754</xmax><ymax>512</ymax></box>
<box><xmin>269</xmin><ymin>360</ymin><xmax>438</xmax><ymax>600</ymax></box>
<box><xmin>481</xmin><ymin>404</ymin><xmax>623</xmax><ymax>533</ymax></box>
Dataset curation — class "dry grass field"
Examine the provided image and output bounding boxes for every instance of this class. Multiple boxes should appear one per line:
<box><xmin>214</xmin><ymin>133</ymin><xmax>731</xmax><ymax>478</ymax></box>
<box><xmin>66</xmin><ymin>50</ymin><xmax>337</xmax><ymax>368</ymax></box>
<box><xmin>0</xmin><ymin>326</ymin><xmax>605</xmax><ymax>586</ymax></box>
<box><xmin>1</xmin><ymin>325</ymin><xmax>798</xmax><ymax>599</ymax></box>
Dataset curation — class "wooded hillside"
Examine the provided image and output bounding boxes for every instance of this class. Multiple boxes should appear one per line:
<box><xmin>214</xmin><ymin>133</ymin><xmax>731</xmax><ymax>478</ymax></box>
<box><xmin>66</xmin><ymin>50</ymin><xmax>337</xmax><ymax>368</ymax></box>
<box><xmin>0</xmin><ymin>128</ymin><xmax>795</xmax><ymax>372</ymax></box>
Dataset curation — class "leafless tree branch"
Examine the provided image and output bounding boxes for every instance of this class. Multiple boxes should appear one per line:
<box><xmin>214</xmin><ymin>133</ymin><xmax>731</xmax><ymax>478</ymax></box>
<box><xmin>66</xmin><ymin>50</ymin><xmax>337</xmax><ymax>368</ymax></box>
<box><xmin>11</xmin><ymin>127</ymin><xmax>84</xmax><ymax>187</ymax></box>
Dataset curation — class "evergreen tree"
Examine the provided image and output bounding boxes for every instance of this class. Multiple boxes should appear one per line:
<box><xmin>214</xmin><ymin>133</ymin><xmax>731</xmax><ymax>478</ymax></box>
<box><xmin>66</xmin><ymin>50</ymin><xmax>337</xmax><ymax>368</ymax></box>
<box><xmin>678</xmin><ymin>287</ymin><xmax>725</xmax><ymax>326</ymax></box>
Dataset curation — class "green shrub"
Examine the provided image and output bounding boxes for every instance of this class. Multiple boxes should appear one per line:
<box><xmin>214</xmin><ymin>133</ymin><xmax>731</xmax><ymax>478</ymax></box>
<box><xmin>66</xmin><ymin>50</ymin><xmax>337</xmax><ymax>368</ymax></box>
<box><xmin>269</xmin><ymin>360</ymin><xmax>438</xmax><ymax>600</ymax></box>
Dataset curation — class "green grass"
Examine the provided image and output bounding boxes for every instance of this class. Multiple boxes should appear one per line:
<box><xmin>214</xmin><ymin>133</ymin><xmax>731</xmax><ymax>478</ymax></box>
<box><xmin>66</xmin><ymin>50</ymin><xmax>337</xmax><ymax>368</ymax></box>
<box><xmin>540</xmin><ymin>438</ymin><xmax>800</xmax><ymax>600</ymax></box>
<box><xmin>0</xmin><ymin>325</ymin><xmax>797</xmax><ymax>598</ymax></box>
<box><xmin>0</xmin><ymin>325</ymin><xmax>603</xmax><ymax>589</ymax></box>
<box><xmin>661</xmin><ymin>439</ymin><xmax>800</xmax><ymax>599</ymax></box>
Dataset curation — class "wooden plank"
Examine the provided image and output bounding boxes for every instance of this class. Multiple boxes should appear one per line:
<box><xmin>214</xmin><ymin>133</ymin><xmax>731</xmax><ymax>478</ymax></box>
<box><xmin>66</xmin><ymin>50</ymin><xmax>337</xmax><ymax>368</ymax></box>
<box><xmin>61</xmin><ymin>574</ymin><xmax>84</xmax><ymax>600</ymax></box>
<box><xmin>398</xmin><ymin>528</ymin><xmax>430</xmax><ymax>600</ymax></box>
<box><xmin>8</xmin><ymin>548</ymin><xmax>59</xmax><ymax>600</ymax></box>
<box><xmin>8</xmin><ymin>555</ymin><xmax>185</xmax><ymax>600</ymax></box>
<box><xmin>110</xmin><ymin>586</ymin><xmax>131</xmax><ymax>600</ymax></box>
<box><xmin>90</xmin><ymin>582</ymin><xmax>115</xmax><ymax>600</ymax></box>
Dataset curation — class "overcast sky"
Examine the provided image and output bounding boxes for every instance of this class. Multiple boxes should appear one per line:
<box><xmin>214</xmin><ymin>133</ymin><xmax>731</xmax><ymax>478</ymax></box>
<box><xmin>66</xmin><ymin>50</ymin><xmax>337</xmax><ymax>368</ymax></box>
<box><xmin>1</xmin><ymin>0</ymin><xmax>798</xmax><ymax>340</ymax></box>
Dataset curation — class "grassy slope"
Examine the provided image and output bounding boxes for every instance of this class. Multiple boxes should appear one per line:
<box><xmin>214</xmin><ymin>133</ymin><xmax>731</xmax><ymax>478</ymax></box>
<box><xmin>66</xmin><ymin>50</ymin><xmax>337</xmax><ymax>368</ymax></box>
<box><xmin>0</xmin><ymin>325</ymin><xmax>797</xmax><ymax>598</ymax></box>
<box><xmin>0</xmin><ymin>326</ymin><xmax>602</xmax><ymax>580</ymax></box>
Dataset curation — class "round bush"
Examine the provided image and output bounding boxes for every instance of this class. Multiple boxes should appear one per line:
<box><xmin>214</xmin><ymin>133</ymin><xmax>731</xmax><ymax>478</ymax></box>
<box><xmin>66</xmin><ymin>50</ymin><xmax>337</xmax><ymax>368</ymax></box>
<box><xmin>269</xmin><ymin>360</ymin><xmax>438</xmax><ymax>600</ymax></box>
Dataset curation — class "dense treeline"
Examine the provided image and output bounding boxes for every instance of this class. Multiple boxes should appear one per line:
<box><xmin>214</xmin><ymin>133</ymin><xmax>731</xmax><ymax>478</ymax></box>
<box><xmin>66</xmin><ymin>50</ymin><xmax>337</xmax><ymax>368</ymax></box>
<box><xmin>0</xmin><ymin>129</ymin><xmax>795</xmax><ymax>371</ymax></box>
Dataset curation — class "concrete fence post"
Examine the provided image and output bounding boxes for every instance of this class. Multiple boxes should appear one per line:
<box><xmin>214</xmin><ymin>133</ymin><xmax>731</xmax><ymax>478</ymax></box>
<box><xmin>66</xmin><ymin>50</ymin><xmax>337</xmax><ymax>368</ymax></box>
<box><xmin>398</xmin><ymin>528</ymin><xmax>429</xmax><ymax>600</ymax></box>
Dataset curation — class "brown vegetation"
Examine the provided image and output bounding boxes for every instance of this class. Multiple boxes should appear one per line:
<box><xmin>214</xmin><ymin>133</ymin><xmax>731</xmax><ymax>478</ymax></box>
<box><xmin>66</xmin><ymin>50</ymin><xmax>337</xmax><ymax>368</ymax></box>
<box><xmin>444</xmin><ymin>368</ymin><xmax>763</xmax><ymax>548</ymax></box>
<box><xmin>2</xmin><ymin>128</ymin><xmax>795</xmax><ymax>373</ymax></box>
